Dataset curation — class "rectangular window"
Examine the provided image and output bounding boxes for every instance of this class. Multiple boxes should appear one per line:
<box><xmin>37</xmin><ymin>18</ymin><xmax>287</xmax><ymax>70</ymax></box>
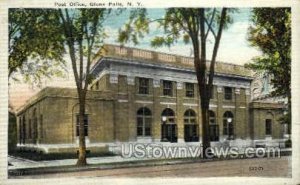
<box><xmin>76</xmin><ymin>114</ymin><xmax>89</xmax><ymax>136</ymax></box>
<box><xmin>185</xmin><ymin>83</ymin><xmax>194</xmax><ymax>97</ymax></box>
<box><xmin>40</xmin><ymin>115</ymin><xmax>43</xmax><ymax>138</ymax></box>
<box><xmin>28</xmin><ymin>119</ymin><xmax>32</xmax><ymax>139</ymax></box>
<box><xmin>224</xmin><ymin>87</ymin><xmax>233</xmax><ymax>100</ymax></box>
<box><xmin>223</xmin><ymin>120</ymin><xmax>228</xmax><ymax>135</ymax></box>
<box><xmin>163</xmin><ymin>80</ymin><xmax>173</xmax><ymax>96</ymax></box>
<box><xmin>210</xmin><ymin>87</ymin><xmax>214</xmax><ymax>99</ymax></box>
<box><xmin>138</xmin><ymin>78</ymin><xmax>149</xmax><ymax>94</ymax></box>
<box><xmin>137</xmin><ymin>117</ymin><xmax>143</xmax><ymax>136</ymax></box>
<box><xmin>265</xmin><ymin>119</ymin><xmax>272</xmax><ymax>135</ymax></box>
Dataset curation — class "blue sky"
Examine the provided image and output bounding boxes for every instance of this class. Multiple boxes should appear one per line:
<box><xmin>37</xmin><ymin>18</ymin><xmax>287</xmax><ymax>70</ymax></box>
<box><xmin>102</xmin><ymin>8</ymin><xmax>261</xmax><ymax>65</ymax></box>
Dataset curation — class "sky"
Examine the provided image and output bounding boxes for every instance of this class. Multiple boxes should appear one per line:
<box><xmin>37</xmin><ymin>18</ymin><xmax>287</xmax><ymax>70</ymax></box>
<box><xmin>9</xmin><ymin>8</ymin><xmax>262</xmax><ymax>110</ymax></box>
<box><xmin>102</xmin><ymin>8</ymin><xmax>261</xmax><ymax>65</ymax></box>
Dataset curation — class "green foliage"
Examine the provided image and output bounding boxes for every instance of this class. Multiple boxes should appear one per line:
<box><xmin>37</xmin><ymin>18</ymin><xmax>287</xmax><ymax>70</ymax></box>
<box><xmin>247</xmin><ymin>8</ymin><xmax>291</xmax><ymax>98</ymax></box>
<box><xmin>9</xmin><ymin>9</ymin><xmax>66</xmax><ymax>85</ymax></box>
<box><xmin>118</xmin><ymin>9</ymin><xmax>149</xmax><ymax>45</ymax></box>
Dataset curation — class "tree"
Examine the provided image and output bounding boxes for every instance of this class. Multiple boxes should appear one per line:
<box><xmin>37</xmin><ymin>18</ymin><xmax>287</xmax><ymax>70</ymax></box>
<box><xmin>119</xmin><ymin>8</ymin><xmax>232</xmax><ymax>157</ymax></box>
<box><xmin>247</xmin><ymin>8</ymin><xmax>291</xmax><ymax>133</ymax></box>
<box><xmin>9</xmin><ymin>9</ymin><xmax>65</xmax><ymax>85</ymax></box>
<box><xmin>58</xmin><ymin>9</ymin><xmax>109</xmax><ymax>166</ymax></box>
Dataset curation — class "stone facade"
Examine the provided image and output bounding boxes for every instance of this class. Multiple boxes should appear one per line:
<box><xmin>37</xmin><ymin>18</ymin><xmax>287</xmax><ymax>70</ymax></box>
<box><xmin>15</xmin><ymin>45</ymin><xmax>287</xmax><ymax>153</ymax></box>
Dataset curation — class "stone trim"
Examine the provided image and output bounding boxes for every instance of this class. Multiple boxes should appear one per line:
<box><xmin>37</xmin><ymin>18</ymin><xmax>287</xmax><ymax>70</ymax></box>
<box><xmin>217</xmin><ymin>86</ymin><xmax>223</xmax><ymax>93</ymax></box>
<box><xmin>118</xmin><ymin>99</ymin><xmax>129</xmax><ymax>103</ymax></box>
<box><xmin>135</xmin><ymin>100</ymin><xmax>153</xmax><ymax>104</ymax></box>
<box><xmin>153</xmin><ymin>79</ymin><xmax>160</xmax><ymax>88</ymax></box>
<box><xmin>222</xmin><ymin>105</ymin><xmax>235</xmax><ymax>109</ymax></box>
<box><xmin>183</xmin><ymin>103</ymin><xmax>198</xmax><ymax>107</ymax></box>
<box><xmin>176</xmin><ymin>82</ymin><xmax>183</xmax><ymax>89</ymax></box>
<box><xmin>127</xmin><ymin>76</ymin><xmax>135</xmax><ymax>85</ymax></box>
<box><xmin>109</xmin><ymin>74</ymin><xmax>118</xmax><ymax>84</ymax></box>
<box><xmin>160</xmin><ymin>102</ymin><xmax>177</xmax><ymax>105</ymax></box>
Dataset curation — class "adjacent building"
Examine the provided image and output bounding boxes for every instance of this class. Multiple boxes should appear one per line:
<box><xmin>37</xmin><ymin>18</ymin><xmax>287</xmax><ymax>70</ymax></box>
<box><xmin>15</xmin><ymin>44</ymin><xmax>287</xmax><ymax>154</ymax></box>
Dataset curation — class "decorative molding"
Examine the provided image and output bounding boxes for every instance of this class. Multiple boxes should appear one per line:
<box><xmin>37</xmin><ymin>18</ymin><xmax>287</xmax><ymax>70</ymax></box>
<box><xmin>209</xmin><ymin>104</ymin><xmax>218</xmax><ymax>108</ymax></box>
<box><xmin>183</xmin><ymin>103</ymin><xmax>198</xmax><ymax>107</ymax></box>
<box><xmin>160</xmin><ymin>102</ymin><xmax>176</xmax><ymax>105</ymax></box>
<box><xmin>127</xmin><ymin>76</ymin><xmax>135</xmax><ymax>85</ymax></box>
<box><xmin>217</xmin><ymin>86</ymin><xmax>223</xmax><ymax>93</ymax></box>
<box><xmin>177</xmin><ymin>82</ymin><xmax>183</xmax><ymax>89</ymax></box>
<box><xmin>135</xmin><ymin>100</ymin><xmax>153</xmax><ymax>104</ymax></box>
<box><xmin>109</xmin><ymin>74</ymin><xmax>118</xmax><ymax>84</ymax></box>
<box><xmin>118</xmin><ymin>99</ymin><xmax>128</xmax><ymax>103</ymax></box>
<box><xmin>235</xmin><ymin>88</ymin><xmax>240</xmax><ymax>94</ymax></box>
<box><xmin>222</xmin><ymin>105</ymin><xmax>235</xmax><ymax>109</ymax></box>
<box><xmin>153</xmin><ymin>79</ymin><xmax>160</xmax><ymax>88</ymax></box>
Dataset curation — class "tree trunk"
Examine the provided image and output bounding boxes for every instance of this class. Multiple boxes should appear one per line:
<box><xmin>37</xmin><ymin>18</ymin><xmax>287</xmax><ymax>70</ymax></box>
<box><xmin>76</xmin><ymin>92</ymin><xmax>87</xmax><ymax>166</ymax></box>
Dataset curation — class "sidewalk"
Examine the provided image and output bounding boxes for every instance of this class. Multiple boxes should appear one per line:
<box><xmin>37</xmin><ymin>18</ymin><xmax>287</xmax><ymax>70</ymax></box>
<box><xmin>8</xmin><ymin>155</ymin><xmax>157</xmax><ymax>170</ymax></box>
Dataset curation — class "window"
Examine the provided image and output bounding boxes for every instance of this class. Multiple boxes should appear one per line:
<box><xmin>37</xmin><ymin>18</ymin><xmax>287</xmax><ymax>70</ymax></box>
<box><xmin>184</xmin><ymin>109</ymin><xmax>198</xmax><ymax>142</ymax></box>
<box><xmin>184</xmin><ymin>109</ymin><xmax>196</xmax><ymax>124</ymax></box>
<box><xmin>185</xmin><ymin>83</ymin><xmax>194</xmax><ymax>97</ymax></box>
<box><xmin>265</xmin><ymin>119</ymin><xmax>272</xmax><ymax>135</ymax></box>
<box><xmin>76</xmin><ymin>114</ymin><xmax>89</xmax><ymax>136</ymax></box>
<box><xmin>209</xmin><ymin>111</ymin><xmax>219</xmax><ymax>141</ymax></box>
<box><xmin>224</xmin><ymin>87</ymin><xmax>233</xmax><ymax>100</ymax></box>
<box><xmin>161</xmin><ymin>108</ymin><xmax>177</xmax><ymax>142</ymax></box>
<box><xmin>33</xmin><ymin>109</ymin><xmax>37</xmax><ymax>141</ymax></box>
<box><xmin>28</xmin><ymin>119</ymin><xmax>32</xmax><ymax>139</ymax></box>
<box><xmin>137</xmin><ymin>107</ymin><xmax>152</xmax><ymax>137</ymax></box>
<box><xmin>19</xmin><ymin>117</ymin><xmax>22</xmax><ymax>144</ymax></box>
<box><xmin>162</xmin><ymin>108</ymin><xmax>175</xmax><ymax>123</ymax></box>
<box><xmin>223</xmin><ymin>111</ymin><xmax>234</xmax><ymax>139</ymax></box>
<box><xmin>163</xmin><ymin>80</ymin><xmax>173</xmax><ymax>96</ymax></box>
<box><xmin>210</xmin><ymin>87</ymin><xmax>214</xmax><ymax>99</ymax></box>
<box><xmin>22</xmin><ymin>115</ymin><xmax>26</xmax><ymax>142</ymax></box>
<box><xmin>40</xmin><ymin>115</ymin><xmax>43</xmax><ymax>138</ymax></box>
<box><xmin>138</xmin><ymin>78</ymin><xmax>149</xmax><ymax>94</ymax></box>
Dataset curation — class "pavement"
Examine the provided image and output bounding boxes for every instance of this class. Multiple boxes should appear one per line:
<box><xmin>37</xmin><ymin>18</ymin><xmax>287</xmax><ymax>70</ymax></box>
<box><xmin>10</xmin><ymin>156</ymin><xmax>292</xmax><ymax>178</ymax></box>
<box><xmin>8</xmin><ymin>155</ymin><xmax>157</xmax><ymax>170</ymax></box>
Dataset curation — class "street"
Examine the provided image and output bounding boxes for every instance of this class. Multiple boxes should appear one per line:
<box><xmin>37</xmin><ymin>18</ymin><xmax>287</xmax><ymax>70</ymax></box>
<box><xmin>14</xmin><ymin>156</ymin><xmax>291</xmax><ymax>178</ymax></box>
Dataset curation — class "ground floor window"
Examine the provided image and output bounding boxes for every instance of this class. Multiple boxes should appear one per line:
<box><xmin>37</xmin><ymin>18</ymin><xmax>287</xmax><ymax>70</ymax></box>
<box><xmin>161</xmin><ymin>108</ymin><xmax>177</xmax><ymax>142</ymax></box>
<box><xmin>137</xmin><ymin>107</ymin><xmax>152</xmax><ymax>137</ymax></box>
<box><xmin>76</xmin><ymin>114</ymin><xmax>89</xmax><ymax>136</ymax></box>
<box><xmin>223</xmin><ymin>111</ymin><xmax>234</xmax><ymax>139</ymax></box>
<box><xmin>209</xmin><ymin>110</ymin><xmax>219</xmax><ymax>141</ymax></box>
<box><xmin>184</xmin><ymin>109</ymin><xmax>199</xmax><ymax>142</ymax></box>
<box><xmin>265</xmin><ymin>119</ymin><xmax>272</xmax><ymax>136</ymax></box>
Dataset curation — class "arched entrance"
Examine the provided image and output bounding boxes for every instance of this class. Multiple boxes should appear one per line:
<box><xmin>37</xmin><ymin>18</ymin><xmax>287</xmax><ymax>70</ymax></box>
<box><xmin>161</xmin><ymin>108</ymin><xmax>177</xmax><ymax>142</ymax></box>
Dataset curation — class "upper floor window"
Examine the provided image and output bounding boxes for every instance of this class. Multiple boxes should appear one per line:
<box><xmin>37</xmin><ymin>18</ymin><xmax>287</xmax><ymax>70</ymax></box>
<box><xmin>163</xmin><ymin>80</ymin><xmax>173</xmax><ymax>96</ymax></box>
<box><xmin>76</xmin><ymin>114</ymin><xmax>89</xmax><ymax>137</ymax></box>
<box><xmin>138</xmin><ymin>78</ymin><xmax>149</xmax><ymax>94</ymax></box>
<box><xmin>224</xmin><ymin>87</ymin><xmax>233</xmax><ymax>100</ymax></box>
<box><xmin>265</xmin><ymin>119</ymin><xmax>272</xmax><ymax>135</ymax></box>
<box><xmin>185</xmin><ymin>83</ymin><xmax>194</xmax><ymax>97</ymax></box>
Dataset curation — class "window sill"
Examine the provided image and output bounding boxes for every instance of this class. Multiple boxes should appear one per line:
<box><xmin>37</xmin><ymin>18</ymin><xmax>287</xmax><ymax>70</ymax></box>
<box><xmin>136</xmin><ymin>94</ymin><xmax>153</xmax><ymax>97</ymax></box>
